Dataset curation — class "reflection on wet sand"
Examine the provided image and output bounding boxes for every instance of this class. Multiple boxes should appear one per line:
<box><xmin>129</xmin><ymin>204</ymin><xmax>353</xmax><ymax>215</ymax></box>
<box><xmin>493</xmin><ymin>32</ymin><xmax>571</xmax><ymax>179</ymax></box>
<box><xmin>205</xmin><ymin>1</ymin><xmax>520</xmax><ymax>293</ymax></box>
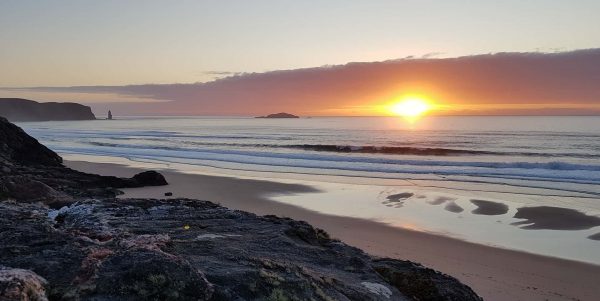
<box><xmin>379</xmin><ymin>191</ymin><xmax>600</xmax><ymax>243</ymax></box>
<box><xmin>387</xmin><ymin>192</ymin><xmax>414</xmax><ymax>201</ymax></box>
<box><xmin>444</xmin><ymin>201</ymin><xmax>464</xmax><ymax>213</ymax></box>
<box><xmin>382</xmin><ymin>192</ymin><xmax>414</xmax><ymax>208</ymax></box>
<box><xmin>512</xmin><ymin>206</ymin><xmax>600</xmax><ymax>231</ymax></box>
<box><xmin>470</xmin><ymin>199</ymin><xmax>509</xmax><ymax>216</ymax></box>
<box><xmin>428</xmin><ymin>196</ymin><xmax>455</xmax><ymax>205</ymax></box>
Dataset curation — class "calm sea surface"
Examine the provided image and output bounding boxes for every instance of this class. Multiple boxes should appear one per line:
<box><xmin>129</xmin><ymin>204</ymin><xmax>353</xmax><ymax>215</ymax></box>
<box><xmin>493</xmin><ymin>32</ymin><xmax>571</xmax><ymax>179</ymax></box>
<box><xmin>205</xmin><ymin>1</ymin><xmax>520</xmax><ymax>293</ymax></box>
<box><xmin>19</xmin><ymin>116</ymin><xmax>600</xmax><ymax>197</ymax></box>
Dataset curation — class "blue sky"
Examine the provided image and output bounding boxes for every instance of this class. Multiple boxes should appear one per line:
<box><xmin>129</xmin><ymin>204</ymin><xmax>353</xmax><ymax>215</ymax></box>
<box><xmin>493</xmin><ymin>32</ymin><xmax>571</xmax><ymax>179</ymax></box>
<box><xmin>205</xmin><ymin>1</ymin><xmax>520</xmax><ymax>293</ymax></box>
<box><xmin>2</xmin><ymin>0</ymin><xmax>599</xmax><ymax>86</ymax></box>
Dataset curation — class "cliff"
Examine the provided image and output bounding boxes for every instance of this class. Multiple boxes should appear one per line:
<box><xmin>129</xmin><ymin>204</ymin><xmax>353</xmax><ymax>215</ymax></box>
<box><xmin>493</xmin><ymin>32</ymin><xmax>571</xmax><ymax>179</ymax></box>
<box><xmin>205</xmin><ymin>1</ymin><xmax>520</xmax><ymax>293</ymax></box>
<box><xmin>0</xmin><ymin>98</ymin><xmax>96</xmax><ymax>122</ymax></box>
<box><xmin>0</xmin><ymin>118</ymin><xmax>481</xmax><ymax>301</ymax></box>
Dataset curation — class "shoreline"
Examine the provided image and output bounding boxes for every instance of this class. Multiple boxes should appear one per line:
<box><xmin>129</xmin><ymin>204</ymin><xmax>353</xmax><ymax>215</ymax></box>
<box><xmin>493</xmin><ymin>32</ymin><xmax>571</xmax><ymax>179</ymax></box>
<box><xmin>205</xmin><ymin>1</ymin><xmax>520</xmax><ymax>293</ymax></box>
<box><xmin>66</xmin><ymin>159</ymin><xmax>600</xmax><ymax>301</ymax></box>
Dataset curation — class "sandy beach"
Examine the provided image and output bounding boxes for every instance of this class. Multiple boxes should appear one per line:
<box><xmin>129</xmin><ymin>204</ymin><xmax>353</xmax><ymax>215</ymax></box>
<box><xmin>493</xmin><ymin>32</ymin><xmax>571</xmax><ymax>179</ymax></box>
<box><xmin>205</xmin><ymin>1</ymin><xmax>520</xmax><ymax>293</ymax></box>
<box><xmin>66</xmin><ymin>160</ymin><xmax>600</xmax><ymax>301</ymax></box>
<box><xmin>6</xmin><ymin>3</ymin><xmax>600</xmax><ymax>300</ymax></box>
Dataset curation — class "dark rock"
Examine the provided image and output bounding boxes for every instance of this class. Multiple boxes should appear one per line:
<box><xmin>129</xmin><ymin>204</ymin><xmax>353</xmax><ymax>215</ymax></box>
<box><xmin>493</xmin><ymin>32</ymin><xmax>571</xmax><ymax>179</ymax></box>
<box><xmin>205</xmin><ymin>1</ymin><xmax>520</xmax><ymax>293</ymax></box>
<box><xmin>256</xmin><ymin>112</ymin><xmax>299</xmax><ymax>118</ymax></box>
<box><xmin>0</xmin><ymin>118</ymin><xmax>168</xmax><ymax>204</ymax></box>
<box><xmin>93</xmin><ymin>249</ymin><xmax>213</xmax><ymax>300</ymax></box>
<box><xmin>0</xmin><ymin>198</ymin><xmax>482</xmax><ymax>300</ymax></box>
<box><xmin>0</xmin><ymin>117</ymin><xmax>62</xmax><ymax>166</ymax></box>
<box><xmin>372</xmin><ymin>259</ymin><xmax>482</xmax><ymax>301</ymax></box>
<box><xmin>165</xmin><ymin>192</ymin><xmax>173</xmax><ymax>196</ymax></box>
<box><xmin>132</xmin><ymin>171</ymin><xmax>168</xmax><ymax>186</ymax></box>
<box><xmin>283</xmin><ymin>219</ymin><xmax>332</xmax><ymax>246</ymax></box>
<box><xmin>0</xmin><ymin>176</ymin><xmax>73</xmax><ymax>206</ymax></box>
<box><xmin>0</xmin><ymin>98</ymin><xmax>95</xmax><ymax>122</ymax></box>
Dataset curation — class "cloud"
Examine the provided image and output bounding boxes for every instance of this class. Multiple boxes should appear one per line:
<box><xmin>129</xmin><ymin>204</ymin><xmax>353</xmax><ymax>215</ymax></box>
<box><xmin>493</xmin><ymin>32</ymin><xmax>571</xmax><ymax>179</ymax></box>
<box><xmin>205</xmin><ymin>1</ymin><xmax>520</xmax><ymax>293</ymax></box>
<box><xmin>421</xmin><ymin>52</ymin><xmax>444</xmax><ymax>58</ymax></box>
<box><xmin>10</xmin><ymin>49</ymin><xmax>600</xmax><ymax>116</ymax></box>
<box><xmin>204</xmin><ymin>71</ymin><xmax>234</xmax><ymax>75</ymax></box>
<box><xmin>203</xmin><ymin>70</ymin><xmax>242</xmax><ymax>76</ymax></box>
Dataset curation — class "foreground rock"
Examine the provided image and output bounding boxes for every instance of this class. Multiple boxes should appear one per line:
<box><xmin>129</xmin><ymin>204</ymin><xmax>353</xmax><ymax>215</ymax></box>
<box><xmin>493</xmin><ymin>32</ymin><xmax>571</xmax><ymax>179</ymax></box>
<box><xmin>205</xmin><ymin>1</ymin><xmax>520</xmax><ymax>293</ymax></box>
<box><xmin>0</xmin><ymin>266</ymin><xmax>48</xmax><ymax>301</ymax></box>
<box><xmin>0</xmin><ymin>199</ymin><xmax>481</xmax><ymax>300</ymax></box>
<box><xmin>0</xmin><ymin>117</ymin><xmax>167</xmax><ymax>206</ymax></box>
<box><xmin>0</xmin><ymin>98</ymin><xmax>96</xmax><ymax>122</ymax></box>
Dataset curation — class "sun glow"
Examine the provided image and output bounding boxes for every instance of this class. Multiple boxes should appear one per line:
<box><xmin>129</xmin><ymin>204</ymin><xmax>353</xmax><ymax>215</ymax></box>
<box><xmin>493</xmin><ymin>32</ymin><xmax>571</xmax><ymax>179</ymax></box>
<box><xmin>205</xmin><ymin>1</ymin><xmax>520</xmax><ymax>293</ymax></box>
<box><xmin>388</xmin><ymin>97</ymin><xmax>431</xmax><ymax>118</ymax></box>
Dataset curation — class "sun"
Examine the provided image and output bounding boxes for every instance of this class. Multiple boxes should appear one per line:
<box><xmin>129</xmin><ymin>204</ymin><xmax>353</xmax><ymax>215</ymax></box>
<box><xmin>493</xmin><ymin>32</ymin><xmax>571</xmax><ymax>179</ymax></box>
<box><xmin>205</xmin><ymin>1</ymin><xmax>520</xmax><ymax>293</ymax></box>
<box><xmin>389</xmin><ymin>97</ymin><xmax>431</xmax><ymax>118</ymax></box>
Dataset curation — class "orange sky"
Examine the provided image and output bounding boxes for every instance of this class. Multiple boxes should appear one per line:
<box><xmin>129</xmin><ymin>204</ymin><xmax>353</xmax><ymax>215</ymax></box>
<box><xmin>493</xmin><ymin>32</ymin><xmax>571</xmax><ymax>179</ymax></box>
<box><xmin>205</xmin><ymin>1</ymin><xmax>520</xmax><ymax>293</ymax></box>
<box><xmin>3</xmin><ymin>49</ymin><xmax>600</xmax><ymax>116</ymax></box>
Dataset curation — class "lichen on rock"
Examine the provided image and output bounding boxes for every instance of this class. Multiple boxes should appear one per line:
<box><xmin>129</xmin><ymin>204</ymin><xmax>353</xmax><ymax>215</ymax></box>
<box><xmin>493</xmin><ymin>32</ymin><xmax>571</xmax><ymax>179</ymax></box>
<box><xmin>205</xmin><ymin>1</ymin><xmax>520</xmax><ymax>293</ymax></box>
<box><xmin>0</xmin><ymin>266</ymin><xmax>49</xmax><ymax>301</ymax></box>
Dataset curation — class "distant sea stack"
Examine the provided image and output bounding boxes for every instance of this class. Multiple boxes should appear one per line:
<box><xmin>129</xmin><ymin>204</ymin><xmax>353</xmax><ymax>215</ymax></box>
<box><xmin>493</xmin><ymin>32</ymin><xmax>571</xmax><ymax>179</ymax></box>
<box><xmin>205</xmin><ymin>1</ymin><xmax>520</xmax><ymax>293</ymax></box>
<box><xmin>256</xmin><ymin>112</ymin><xmax>299</xmax><ymax>118</ymax></box>
<box><xmin>0</xmin><ymin>98</ymin><xmax>96</xmax><ymax>122</ymax></box>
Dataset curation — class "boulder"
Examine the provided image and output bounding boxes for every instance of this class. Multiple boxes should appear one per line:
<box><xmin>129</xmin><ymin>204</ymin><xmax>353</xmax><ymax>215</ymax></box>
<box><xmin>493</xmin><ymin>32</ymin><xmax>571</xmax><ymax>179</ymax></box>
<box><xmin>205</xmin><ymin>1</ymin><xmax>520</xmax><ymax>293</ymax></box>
<box><xmin>0</xmin><ymin>176</ymin><xmax>73</xmax><ymax>205</ymax></box>
<box><xmin>0</xmin><ymin>266</ymin><xmax>48</xmax><ymax>301</ymax></box>
<box><xmin>132</xmin><ymin>171</ymin><xmax>168</xmax><ymax>186</ymax></box>
<box><xmin>372</xmin><ymin>259</ymin><xmax>483</xmax><ymax>301</ymax></box>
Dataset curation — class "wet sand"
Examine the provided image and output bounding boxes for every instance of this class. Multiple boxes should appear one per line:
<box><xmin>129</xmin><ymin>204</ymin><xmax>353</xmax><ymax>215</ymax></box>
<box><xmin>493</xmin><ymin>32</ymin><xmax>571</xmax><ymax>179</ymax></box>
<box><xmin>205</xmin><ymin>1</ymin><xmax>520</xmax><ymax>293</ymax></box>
<box><xmin>66</xmin><ymin>160</ymin><xmax>600</xmax><ymax>301</ymax></box>
<box><xmin>512</xmin><ymin>206</ymin><xmax>600</xmax><ymax>230</ymax></box>
<box><xmin>444</xmin><ymin>201</ymin><xmax>464</xmax><ymax>213</ymax></box>
<box><xmin>387</xmin><ymin>192</ymin><xmax>414</xmax><ymax>201</ymax></box>
<box><xmin>471</xmin><ymin>199</ymin><xmax>510</xmax><ymax>215</ymax></box>
<box><xmin>429</xmin><ymin>196</ymin><xmax>455</xmax><ymax>205</ymax></box>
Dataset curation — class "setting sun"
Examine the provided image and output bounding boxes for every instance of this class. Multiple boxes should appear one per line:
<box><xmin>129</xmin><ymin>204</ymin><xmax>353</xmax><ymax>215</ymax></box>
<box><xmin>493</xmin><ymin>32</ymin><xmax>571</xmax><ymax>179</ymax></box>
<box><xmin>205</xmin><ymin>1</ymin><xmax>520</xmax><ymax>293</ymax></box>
<box><xmin>389</xmin><ymin>97</ymin><xmax>431</xmax><ymax>118</ymax></box>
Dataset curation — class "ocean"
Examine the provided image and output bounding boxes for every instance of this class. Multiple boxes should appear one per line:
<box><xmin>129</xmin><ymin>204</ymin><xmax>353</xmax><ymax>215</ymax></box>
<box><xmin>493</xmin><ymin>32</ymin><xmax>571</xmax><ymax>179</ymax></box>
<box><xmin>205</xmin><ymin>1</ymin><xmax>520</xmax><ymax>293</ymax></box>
<box><xmin>17</xmin><ymin>116</ymin><xmax>600</xmax><ymax>263</ymax></box>
<box><xmin>18</xmin><ymin>116</ymin><xmax>600</xmax><ymax>197</ymax></box>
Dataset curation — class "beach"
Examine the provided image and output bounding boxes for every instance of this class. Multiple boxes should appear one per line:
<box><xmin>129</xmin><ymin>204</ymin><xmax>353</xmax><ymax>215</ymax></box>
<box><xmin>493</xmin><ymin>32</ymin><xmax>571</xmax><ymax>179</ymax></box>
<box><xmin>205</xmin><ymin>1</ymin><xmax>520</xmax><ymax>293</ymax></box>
<box><xmin>5</xmin><ymin>3</ymin><xmax>600</xmax><ymax>300</ymax></box>
<box><xmin>67</xmin><ymin>159</ymin><xmax>600</xmax><ymax>301</ymax></box>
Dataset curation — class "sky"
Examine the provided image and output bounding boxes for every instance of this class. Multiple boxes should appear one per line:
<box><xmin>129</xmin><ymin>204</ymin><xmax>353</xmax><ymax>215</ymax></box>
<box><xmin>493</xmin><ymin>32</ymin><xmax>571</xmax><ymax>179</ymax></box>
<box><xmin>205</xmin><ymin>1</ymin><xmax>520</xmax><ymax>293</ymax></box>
<box><xmin>1</xmin><ymin>0</ymin><xmax>600</xmax><ymax>116</ymax></box>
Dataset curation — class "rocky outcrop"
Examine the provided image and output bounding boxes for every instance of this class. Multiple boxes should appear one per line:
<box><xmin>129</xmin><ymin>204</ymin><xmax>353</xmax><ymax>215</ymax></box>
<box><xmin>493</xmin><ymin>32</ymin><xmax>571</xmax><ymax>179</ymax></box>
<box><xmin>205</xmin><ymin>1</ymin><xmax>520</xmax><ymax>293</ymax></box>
<box><xmin>0</xmin><ymin>168</ymin><xmax>168</xmax><ymax>207</ymax></box>
<box><xmin>0</xmin><ymin>117</ymin><xmax>62</xmax><ymax>167</ymax></box>
<box><xmin>0</xmin><ymin>98</ymin><xmax>96</xmax><ymax>122</ymax></box>
<box><xmin>0</xmin><ymin>199</ymin><xmax>481</xmax><ymax>301</ymax></box>
<box><xmin>372</xmin><ymin>259</ymin><xmax>481</xmax><ymax>301</ymax></box>
<box><xmin>0</xmin><ymin>117</ymin><xmax>167</xmax><ymax>205</ymax></box>
<box><xmin>0</xmin><ymin>266</ymin><xmax>48</xmax><ymax>301</ymax></box>
<box><xmin>0</xmin><ymin>176</ymin><xmax>73</xmax><ymax>206</ymax></box>
<box><xmin>256</xmin><ymin>112</ymin><xmax>299</xmax><ymax>118</ymax></box>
